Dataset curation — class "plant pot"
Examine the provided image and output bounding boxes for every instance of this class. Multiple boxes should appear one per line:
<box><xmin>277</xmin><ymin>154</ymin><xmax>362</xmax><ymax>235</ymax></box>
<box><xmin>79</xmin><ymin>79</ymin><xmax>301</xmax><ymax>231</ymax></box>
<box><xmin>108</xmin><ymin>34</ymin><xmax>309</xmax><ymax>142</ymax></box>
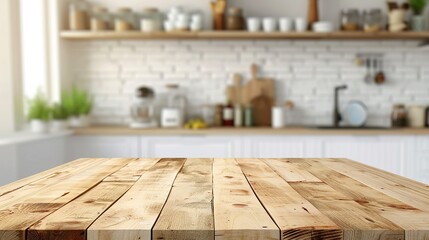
<box><xmin>51</xmin><ymin>120</ymin><xmax>69</xmax><ymax>132</ymax></box>
<box><xmin>30</xmin><ymin>120</ymin><xmax>49</xmax><ymax>134</ymax></box>
<box><xmin>69</xmin><ymin>115</ymin><xmax>91</xmax><ymax>128</ymax></box>
<box><xmin>412</xmin><ymin>15</ymin><xmax>427</xmax><ymax>31</ymax></box>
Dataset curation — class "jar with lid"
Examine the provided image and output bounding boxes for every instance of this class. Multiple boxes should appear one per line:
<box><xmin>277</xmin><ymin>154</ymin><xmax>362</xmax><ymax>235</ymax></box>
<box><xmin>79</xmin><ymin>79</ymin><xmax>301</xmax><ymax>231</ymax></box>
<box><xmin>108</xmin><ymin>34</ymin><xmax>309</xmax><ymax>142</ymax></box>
<box><xmin>408</xmin><ymin>105</ymin><xmax>425</xmax><ymax>128</ymax></box>
<box><xmin>90</xmin><ymin>6</ymin><xmax>111</xmax><ymax>31</ymax></box>
<box><xmin>115</xmin><ymin>8</ymin><xmax>136</xmax><ymax>31</ymax></box>
<box><xmin>140</xmin><ymin>8</ymin><xmax>163</xmax><ymax>32</ymax></box>
<box><xmin>391</xmin><ymin>104</ymin><xmax>407</xmax><ymax>128</ymax></box>
<box><xmin>165</xmin><ymin>84</ymin><xmax>188</xmax><ymax>123</ymax></box>
<box><xmin>363</xmin><ymin>9</ymin><xmax>383</xmax><ymax>32</ymax></box>
<box><xmin>130</xmin><ymin>87</ymin><xmax>158</xmax><ymax>128</ymax></box>
<box><xmin>227</xmin><ymin>7</ymin><xmax>244</xmax><ymax>30</ymax></box>
<box><xmin>341</xmin><ymin>9</ymin><xmax>360</xmax><ymax>31</ymax></box>
<box><xmin>69</xmin><ymin>0</ymin><xmax>90</xmax><ymax>30</ymax></box>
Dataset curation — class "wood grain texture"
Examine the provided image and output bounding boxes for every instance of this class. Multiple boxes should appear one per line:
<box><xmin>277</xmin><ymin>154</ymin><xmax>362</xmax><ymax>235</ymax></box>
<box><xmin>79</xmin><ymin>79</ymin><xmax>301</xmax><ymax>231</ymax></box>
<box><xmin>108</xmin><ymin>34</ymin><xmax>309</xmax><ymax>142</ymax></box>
<box><xmin>0</xmin><ymin>158</ymin><xmax>132</xmax><ymax>240</ymax></box>
<box><xmin>87</xmin><ymin>158</ymin><xmax>186</xmax><ymax>240</ymax></box>
<box><xmin>2</xmin><ymin>158</ymin><xmax>429</xmax><ymax>240</ymax></box>
<box><xmin>61</xmin><ymin>31</ymin><xmax>429</xmax><ymax>40</ymax></box>
<box><xmin>236</xmin><ymin>158</ymin><xmax>341</xmax><ymax>240</ymax></box>
<box><xmin>73</xmin><ymin>126</ymin><xmax>429</xmax><ymax>136</ymax></box>
<box><xmin>27</xmin><ymin>182</ymin><xmax>133</xmax><ymax>240</ymax></box>
<box><xmin>153</xmin><ymin>158</ymin><xmax>214</xmax><ymax>240</ymax></box>
<box><xmin>213</xmin><ymin>158</ymin><xmax>279</xmax><ymax>240</ymax></box>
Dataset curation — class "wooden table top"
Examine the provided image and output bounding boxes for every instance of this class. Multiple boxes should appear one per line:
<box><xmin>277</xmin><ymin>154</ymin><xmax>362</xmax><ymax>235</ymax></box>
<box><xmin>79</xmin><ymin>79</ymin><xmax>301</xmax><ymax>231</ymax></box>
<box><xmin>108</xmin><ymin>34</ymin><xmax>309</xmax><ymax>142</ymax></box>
<box><xmin>0</xmin><ymin>158</ymin><xmax>429</xmax><ymax>240</ymax></box>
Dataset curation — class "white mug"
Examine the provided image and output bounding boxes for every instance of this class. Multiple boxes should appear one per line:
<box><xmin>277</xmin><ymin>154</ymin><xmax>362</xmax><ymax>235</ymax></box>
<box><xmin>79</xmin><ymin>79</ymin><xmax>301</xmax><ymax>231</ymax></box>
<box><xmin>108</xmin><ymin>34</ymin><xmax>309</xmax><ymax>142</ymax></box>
<box><xmin>247</xmin><ymin>17</ymin><xmax>261</xmax><ymax>32</ymax></box>
<box><xmin>295</xmin><ymin>18</ymin><xmax>308</xmax><ymax>32</ymax></box>
<box><xmin>279</xmin><ymin>17</ymin><xmax>294</xmax><ymax>32</ymax></box>
<box><xmin>263</xmin><ymin>17</ymin><xmax>277</xmax><ymax>32</ymax></box>
<box><xmin>272</xmin><ymin>107</ymin><xmax>285</xmax><ymax>129</ymax></box>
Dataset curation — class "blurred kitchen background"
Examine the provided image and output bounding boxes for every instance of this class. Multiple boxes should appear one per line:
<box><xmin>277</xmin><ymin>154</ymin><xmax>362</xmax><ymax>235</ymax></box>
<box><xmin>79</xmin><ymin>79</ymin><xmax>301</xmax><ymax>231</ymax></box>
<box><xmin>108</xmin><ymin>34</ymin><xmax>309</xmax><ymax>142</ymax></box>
<box><xmin>1</xmin><ymin>0</ymin><xmax>429</xmax><ymax>185</ymax></box>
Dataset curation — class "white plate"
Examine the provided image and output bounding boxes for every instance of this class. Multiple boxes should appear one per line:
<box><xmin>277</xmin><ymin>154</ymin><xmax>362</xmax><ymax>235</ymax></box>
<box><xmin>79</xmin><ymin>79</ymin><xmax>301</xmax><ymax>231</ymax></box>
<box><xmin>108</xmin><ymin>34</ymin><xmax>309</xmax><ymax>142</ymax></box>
<box><xmin>344</xmin><ymin>101</ymin><xmax>368</xmax><ymax>127</ymax></box>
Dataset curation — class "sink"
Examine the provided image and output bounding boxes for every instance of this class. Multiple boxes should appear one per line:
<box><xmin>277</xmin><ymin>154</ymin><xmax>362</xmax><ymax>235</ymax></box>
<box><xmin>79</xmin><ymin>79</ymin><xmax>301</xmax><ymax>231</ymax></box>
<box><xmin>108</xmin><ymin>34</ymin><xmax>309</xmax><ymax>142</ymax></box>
<box><xmin>312</xmin><ymin>125</ymin><xmax>390</xmax><ymax>130</ymax></box>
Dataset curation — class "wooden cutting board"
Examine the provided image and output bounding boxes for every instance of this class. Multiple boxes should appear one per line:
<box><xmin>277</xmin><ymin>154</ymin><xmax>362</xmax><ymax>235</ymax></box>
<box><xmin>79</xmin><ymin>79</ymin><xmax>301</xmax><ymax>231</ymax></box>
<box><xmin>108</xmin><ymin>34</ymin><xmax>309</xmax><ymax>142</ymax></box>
<box><xmin>244</xmin><ymin>64</ymin><xmax>275</xmax><ymax>126</ymax></box>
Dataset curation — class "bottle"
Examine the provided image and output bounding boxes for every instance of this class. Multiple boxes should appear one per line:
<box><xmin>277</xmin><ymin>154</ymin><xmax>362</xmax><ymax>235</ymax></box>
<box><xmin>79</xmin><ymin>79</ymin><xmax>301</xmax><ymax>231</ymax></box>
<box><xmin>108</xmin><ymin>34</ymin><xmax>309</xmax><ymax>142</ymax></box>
<box><xmin>244</xmin><ymin>105</ymin><xmax>253</xmax><ymax>127</ymax></box>
<box><xmin>234</xmin><ymin>104</ymin><xmax>243</xmax><ymax>127</ymax></box>
<box><xmin>214</xmin><ymin>104</ymin><xmax>223</xmax><ymax>127</ymax></box>
<box><xmin>222</xmin><ymin>102</ymin><xmax>234</xmax><ymax>127</ymax></box>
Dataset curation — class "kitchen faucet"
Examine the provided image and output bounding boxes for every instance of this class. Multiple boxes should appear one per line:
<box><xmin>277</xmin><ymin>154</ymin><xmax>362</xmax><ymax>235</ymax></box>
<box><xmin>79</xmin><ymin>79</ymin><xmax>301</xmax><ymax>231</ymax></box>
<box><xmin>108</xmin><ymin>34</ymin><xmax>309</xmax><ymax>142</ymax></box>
<box><xmin>334</xmin><ymin>85</ymin><xmax>348</xmax><ymax>127</ymax></box>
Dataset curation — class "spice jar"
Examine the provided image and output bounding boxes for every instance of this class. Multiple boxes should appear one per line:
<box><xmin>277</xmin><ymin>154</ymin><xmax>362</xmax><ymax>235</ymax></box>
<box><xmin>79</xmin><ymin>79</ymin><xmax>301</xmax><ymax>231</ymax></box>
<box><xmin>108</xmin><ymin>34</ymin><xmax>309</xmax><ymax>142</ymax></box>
<box><xmin>227</xmin><ymin>7</ymin><xmax>244</xmax><ymax>30</ymax></box>
<box><xmin>90</xmin><ymin>7</ymin><xmax>111</xmax><ymax>31</ymax></box>
<box><xmin>391</xmin><ymin>104</ymin><xmax>407</xmax><ymax>128</ymax></box>
<box><xmin>69</xmin><ymin>0</ymin><xmax>90</xmax><ymax>30</ymax></box>
<box><xmin>115</xmin><ymin>8</ymin><xmax>135</xmax><ymax>31</ymax></box>
<box><xmin>363</xmin><ymin>9</ymin><xmax>383</xmax><ymax>32</ymax></box>
<box><xmin>140</xmin><ymin>8</ymin><xmax>163</xmax><ymax>32</ymax></box>
<box><xmin>341</xmin><ymin>9</ymin><xmax>360</xmax><ymax>31</ymax></box>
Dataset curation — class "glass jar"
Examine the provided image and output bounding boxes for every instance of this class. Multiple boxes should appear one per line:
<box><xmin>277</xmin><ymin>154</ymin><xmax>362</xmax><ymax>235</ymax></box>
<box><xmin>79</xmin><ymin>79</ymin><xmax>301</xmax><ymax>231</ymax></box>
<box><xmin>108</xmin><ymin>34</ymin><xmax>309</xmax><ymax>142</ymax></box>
<box><xmin>90</xmin><ymin>6</ymin><xmax>111</xmax><ymax>31</ymax></box>
<box><xmin>341</xmin><ymin>9</ymin><xmax>360</xmax><ymax>31</ymax></box>
<box><xmin>115</xmin><ymin>8</ymin><xmax>135</xmax><ymax>31</ymax></box>
<box><xmin>140</xmin><ymin>8</ymin><xmax>163</xmax><ymax>32</ymax></box>
<box><xmin>166</xmin><ymin>84</ymin><xmax>188</xmax><ymax>123</ymax></box>
<box><xmin>363</xmin><ymin>9</ymin><xmax>383</xmax><ymax>32</ymax></box>
<box><xmin>227</xmin><ymin>7</ymin><xmax>244</xmax><ymax>30</ymax></box>
<box><xmin>69</xmin><ymin>0</ymin><xmax>90</xmax><ymax>30</ymax></box>
<box><xmin>391</xmin><ymin>104</ymin><xmax>407</xmax><ymax>128</ymax></box>
<box><xmin>130</xmin><ymin>87</ymin><xmax>156</xmax><ymax>125</ymax></box>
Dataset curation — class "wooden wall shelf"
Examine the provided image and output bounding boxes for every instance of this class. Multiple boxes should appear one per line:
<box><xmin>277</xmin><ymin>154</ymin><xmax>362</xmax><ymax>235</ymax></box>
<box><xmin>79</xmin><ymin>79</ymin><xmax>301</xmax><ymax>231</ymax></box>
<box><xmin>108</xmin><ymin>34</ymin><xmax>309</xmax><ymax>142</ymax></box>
<box><xmin>60</xmin><ymin>30</ymin><xmax>429</xmax><ymax>40</ymax></box>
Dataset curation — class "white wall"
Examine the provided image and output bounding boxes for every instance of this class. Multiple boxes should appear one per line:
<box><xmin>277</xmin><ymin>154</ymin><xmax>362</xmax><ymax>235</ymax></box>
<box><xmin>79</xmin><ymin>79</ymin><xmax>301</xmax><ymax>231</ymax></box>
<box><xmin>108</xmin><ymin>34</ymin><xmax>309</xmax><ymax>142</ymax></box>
<box><xmin>0</xmin><ymin>0</ymin><xmax>23</xmax><ymax>134</ymax></box>
<box><xmin>69</xmin><ymin>40</ymin><xmax>429</xmax><ymax>126</ymax></box>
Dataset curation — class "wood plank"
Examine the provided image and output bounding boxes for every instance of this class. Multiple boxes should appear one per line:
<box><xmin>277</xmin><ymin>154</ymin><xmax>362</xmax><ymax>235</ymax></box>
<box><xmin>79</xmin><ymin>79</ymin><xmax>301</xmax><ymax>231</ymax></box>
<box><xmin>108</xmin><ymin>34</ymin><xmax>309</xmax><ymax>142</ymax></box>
<box><xmin>153</xmin><ymin>158</ymin><xmax>214</xmax><ymax>240</ymax></box>
<box><xmin>0</xmin><ymin>158</ymin><xmax>108</xmax><ymax>210</ymax></box>
<box><xmin>321</xmin><ymin>158</ymin><xmax>429</xmax><ymax>212</ymax></box>
<box><xmin>0</xmin><ymin>158</ymin><xmax>91</xmax><ymax>197</ymax></box>
<box><xmin>27</xmin><ymin>182</ymin><xmax>133</xmax><ymax>240</ymax></box>
<box><xmin>283</xmin><ymin>159</ymin><xmax>429</xmax><ymax>240</ymax></box>
<box><xmin>87</xmin><ymin>158</ymin><xmax>186</xmax><ymax>240</ymax></box>
<box><xmin>212</xmin><ymin>158</ymin><xmax>279</xmax><ymax>240</ymax></box>
<box><xmin>0</xmin><ymin>158</ymin><xmax>132</xmax><ymax>240</ymax></box>
<box><xmin>236</xmin><ymin>158</ymin><xmax>341</xmax><ymax>240</ymax></box>
<box><xmin>103</xmin><ymin>158</ymin><xmax>160</xmax><ymax>182</ymax></box>
<box><xmin>60</xmin><ymin>31</ymin><xmax>429</xmax><ymax>40</ymax></box>
<box><xmin>263</xmin><ymin>159</ymin><xmax>322</xmax><ymax>183</ymax></box>
<box><xmin>289</xmin><ymin>181</ymin><xmax>405</xmax><ymax>240</ymax></box>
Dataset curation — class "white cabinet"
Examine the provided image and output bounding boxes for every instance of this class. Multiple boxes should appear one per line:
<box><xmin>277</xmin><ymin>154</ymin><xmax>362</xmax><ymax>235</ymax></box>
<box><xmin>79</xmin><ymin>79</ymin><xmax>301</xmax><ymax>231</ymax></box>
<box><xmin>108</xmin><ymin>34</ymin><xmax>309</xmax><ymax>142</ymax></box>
<box><xmin>140</xmin><ymin>136</ymin><xmax>240</xmax><ymax>158</ymax></box>
<box><xmin>410</xmin><ymin>137</ymin><xmax>429</xmax><ymax>184</ymax></box>
<box><xmin>241</xmin><ymin>136</ymin><xmax>323</xmax><ymax>158</ymax></box>
<box><xmin>322</xmin><ymin>136</ymin><xmax>411</xmax><ymax>175</ymax></box>
<box><xmin>0</xmin><ymin>144</ymin><xmax>18</xmax><ymax>186</ymax></box>
<box><xmin>67</xmin><ymin>136</ymin><xmax>139</xmax><ymax>160</ymax></box>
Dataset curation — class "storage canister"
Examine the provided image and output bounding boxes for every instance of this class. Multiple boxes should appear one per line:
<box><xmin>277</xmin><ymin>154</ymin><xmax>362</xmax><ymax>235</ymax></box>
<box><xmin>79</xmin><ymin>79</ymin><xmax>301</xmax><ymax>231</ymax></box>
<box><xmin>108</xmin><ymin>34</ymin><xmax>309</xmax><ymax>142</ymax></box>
<box><xmin>408</xmin><ymin>105</ymin><xmax>425</xmax><ymax>128</ymax></box>
<box><xmin>69</xmin><ymin>0</ymin><xmax>90</xmax><ymax>30</ymax></box>
<box><xmin>115</xmin><ymin>8</ymin><xmax>135</xmax><ymax>31</ymax></box>
<box><xmin>90</xmin><ymin>6</ymin><xmax>111</xmax><ymax>31</ymax></box>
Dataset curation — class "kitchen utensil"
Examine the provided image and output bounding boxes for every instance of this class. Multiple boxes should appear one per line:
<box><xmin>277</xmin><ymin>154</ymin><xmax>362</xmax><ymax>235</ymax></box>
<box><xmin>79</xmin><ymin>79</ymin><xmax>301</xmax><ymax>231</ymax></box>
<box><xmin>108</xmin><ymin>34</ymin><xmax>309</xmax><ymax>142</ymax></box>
<box><xmin>227</xmin><ymin>7</ymin><xmax>244</xmax><ymax>30</ymax></box>
<box><xmin>408</xmin><ymin>105</ymin><xmax>425</xmax><ymax>128</ymax></box>
<box><xmin>343</xmin><ymin>101</ymin><xmax>368</xmax><ymax>127</ymax></box>
<box><xmin>263</xmin><ymin>17</ymin><xmax>277</xmax><ymax>32</ymax></box>
<box><xmin>233</xmin><ymin>74</ymin><xmax>242</xmax><ymax>105</ymax></box>
<box><xmin>130</xmin><ymin>87</ymin><xmax>158</xmax><ymax>129</ymax></box>
<box><xmin>251</xmin><ymin>96</ymin><xmax>273</xmax><ymax>127</ymax></box>
<box><xmin>295</xmin><ymin>18</ymin><xmax>308</xmax><ymax>32</ymax></box>
<box><xmin>244</xmin><ymin>64</ymin><xmax>275</xmax><ymax>104</ymax></box>
<box><xmin>279</xmin><ymin>18</ymin><xmax>294</xmax><ymax>32</ymax></box>
<box><xmin>364</xmin><ymin>58</ymin><xmax>372</xmax><ymax>84</ymax></box>
<box><xmin>374</xmin><ymin>58</ymin><xmax>386</xmax><ymax>85</ymax></box>
<box><xmin>247</xmin><ymin>17</ymin><xmax>261</xmax><ymax>32</ymax></box>
<box><xmin>307</xmin><ymin>0</ymin><xmax>319</xmax><ymax>29</ymax></box>
<box><xmin>211</xmin><ymin>0</ymin><xmax>227</xmax><ymax>30</ymax></box>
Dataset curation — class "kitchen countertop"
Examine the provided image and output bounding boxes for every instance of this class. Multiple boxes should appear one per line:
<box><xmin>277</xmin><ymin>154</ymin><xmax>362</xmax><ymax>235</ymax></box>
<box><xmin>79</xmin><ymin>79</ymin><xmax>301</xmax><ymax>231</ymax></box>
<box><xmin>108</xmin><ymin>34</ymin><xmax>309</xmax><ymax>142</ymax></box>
<box><xmin>73</xmin><ymin>125</ymin><xmax>429</xmax><ymax>136</ymax></box>
<box><xmin>1</xmin><ymin>158</ymin><xmax>429</xmax><ymax>239</ymax></box>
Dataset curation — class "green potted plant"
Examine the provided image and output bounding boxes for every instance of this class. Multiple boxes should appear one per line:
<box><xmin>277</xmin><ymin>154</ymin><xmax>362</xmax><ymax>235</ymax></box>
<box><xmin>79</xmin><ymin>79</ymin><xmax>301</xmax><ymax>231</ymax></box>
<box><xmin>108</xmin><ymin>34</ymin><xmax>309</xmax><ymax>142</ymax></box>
<box><xmin>51</xmin><ymin>103</ymin><xmax>69</xmax><ymax>131</ymax></box>
<box><xmin>62</xmin><ymin>86</ymin><xmax>93</xmax><ymax>128</ymax></box>
<box><xmin>27</xmin><ymin>92</ymin><xmax>51</xmax><ymax>133</ymax></box>
<box><xmin>409</xmin><ymin>0</ymin><xmax>428</xmax><ymax>31</ymax></box>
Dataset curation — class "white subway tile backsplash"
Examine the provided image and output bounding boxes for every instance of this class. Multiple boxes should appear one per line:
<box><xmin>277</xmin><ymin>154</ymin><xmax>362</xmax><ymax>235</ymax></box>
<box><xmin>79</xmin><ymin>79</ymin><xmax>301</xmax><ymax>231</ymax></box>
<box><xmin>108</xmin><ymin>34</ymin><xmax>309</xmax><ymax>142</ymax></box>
<box><xmin>68</xmin><ymin>40</ymin><xmax>429</xmax><ymax>125</ymax></box>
